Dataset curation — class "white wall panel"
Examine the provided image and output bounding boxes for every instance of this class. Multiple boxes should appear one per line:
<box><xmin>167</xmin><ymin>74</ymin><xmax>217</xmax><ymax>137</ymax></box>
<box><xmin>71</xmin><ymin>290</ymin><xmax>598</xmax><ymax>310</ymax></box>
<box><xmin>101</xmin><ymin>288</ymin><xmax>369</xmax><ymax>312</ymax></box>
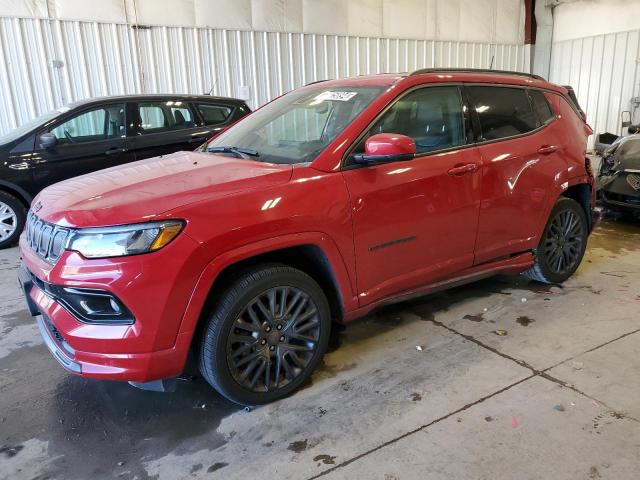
<box><xmin>302</xmin><ymin>0</ymin><xmax>348</xmax><ymax>36</ymax></box>
<box><xmin>553</xmin><ymin>0</ymin><xmax>640</xmax><ymax>43</ymax></box>
<box><xmin>383</xmin><ymin>0</ymin><xmax>429</xmax><ymax>39</ymax></box>
<box><xmin>54</xmin><ymin>0</ymin><xmax>126</xmax><ymax>23</ymax></box>
<box><xmin>0</xmin><ymin>0</ymin><xmax>526</xmax><ymax>43</ymax></box>
<box><xmin>0</xmin><ymin>16</ymin><xmax>530</xmax><ymax>136</ymax></box>
<box><xmin>195</xmin><ymin>0</ymin><xmax>252</xmax><ymax>29</ymax></box>
<box><xmin>0</xmin><ymin>0</ymin><xmax>47</xmax><ymax>18</ymax></box>
<box><xmin>251</xmin><ymin>0</ymin><xmax>303</xmax><ymax>33</ymax></box>
<box><xmin>549</xmin><ymin>29</ymin><xmax>640</xmax><ymax>149</ymax></box>
<box><xmin>347</xmin><ymin>0</ymin><xmax>383</xmax><ymax>38</ymax></box>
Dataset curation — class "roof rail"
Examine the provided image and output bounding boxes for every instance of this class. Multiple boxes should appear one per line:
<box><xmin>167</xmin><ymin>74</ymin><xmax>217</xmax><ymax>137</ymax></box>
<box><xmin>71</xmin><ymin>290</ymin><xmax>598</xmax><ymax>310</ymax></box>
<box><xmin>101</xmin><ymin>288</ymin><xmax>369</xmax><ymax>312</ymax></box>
<box><xmin>304</xmin><ymin>79</ymin><xmax>330</xmax><ymax>86</ymax></box>
<box><xmin>410</xmin><ymin>68</ymin><xmax>545</xmax><ymax>81</ymax></box>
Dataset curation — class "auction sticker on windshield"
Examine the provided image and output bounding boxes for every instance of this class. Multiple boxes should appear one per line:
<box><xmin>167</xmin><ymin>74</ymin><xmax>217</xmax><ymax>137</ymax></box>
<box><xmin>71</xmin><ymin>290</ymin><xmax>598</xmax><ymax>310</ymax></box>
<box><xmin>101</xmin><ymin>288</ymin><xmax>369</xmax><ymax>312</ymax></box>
<box><xmin>313</xmin><ymin>91</ymin><xmax>359</xmax><ymax>102</ymax></box>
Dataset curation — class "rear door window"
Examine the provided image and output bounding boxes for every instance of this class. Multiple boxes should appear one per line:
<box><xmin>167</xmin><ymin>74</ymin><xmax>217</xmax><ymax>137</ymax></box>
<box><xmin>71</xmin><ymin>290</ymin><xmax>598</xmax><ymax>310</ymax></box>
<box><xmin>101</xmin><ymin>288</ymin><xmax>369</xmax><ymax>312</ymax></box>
<box><xmin>196</xmin><ymin>104</ymin><xmax>233</xmax><ymax>125</ymax></box>
<box><xmin>528</xmin><ymin>90</ymin><xmax>555</xmax><ymax>126</ymax></box>
<box><xmin>467</xmin><ymin>86</ymin><xmax>537</xmax><ymax>141</ymax></box>
<box><xmin>136</xmin><ymin>101</ymin><xmax>196</xmax><ymax>134</ymax></box>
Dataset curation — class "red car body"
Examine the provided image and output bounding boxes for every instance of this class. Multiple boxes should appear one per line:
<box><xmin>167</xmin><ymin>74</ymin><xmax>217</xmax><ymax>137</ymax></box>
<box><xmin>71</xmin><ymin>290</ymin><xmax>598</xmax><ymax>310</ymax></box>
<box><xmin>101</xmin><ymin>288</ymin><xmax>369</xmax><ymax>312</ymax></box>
<box><xmin>19</xmin><ymin>71</ymin><xmax>597</xmax><ymax>384</ymax></box>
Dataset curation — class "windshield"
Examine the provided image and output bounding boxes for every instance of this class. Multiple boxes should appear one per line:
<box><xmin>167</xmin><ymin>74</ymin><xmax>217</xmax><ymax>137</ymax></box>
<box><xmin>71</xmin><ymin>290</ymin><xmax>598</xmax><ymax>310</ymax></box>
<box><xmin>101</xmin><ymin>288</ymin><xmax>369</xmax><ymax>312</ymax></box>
<box><xmin>206</xmin><ymin>86</ymin><xmax>385</xmax><ymax>164</ymax></box>
<box><xmin>0</xmin><ymin>107</ymin><xmax>70</xmax><ymax>145</ymax></box>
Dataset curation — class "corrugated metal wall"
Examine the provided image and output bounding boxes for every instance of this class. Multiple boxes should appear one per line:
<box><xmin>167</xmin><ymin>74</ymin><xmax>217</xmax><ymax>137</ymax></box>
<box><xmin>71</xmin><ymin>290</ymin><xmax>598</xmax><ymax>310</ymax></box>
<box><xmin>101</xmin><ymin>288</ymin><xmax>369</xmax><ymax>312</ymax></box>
<box><xmin>549</xmin><ymin>29</ymin><xmax>640</xmax><ymax>149</ymax></box>
<box><xmin>0</xmin><ymin>16</ymin><xmax>531</xmax><ymax>136</ymax></box>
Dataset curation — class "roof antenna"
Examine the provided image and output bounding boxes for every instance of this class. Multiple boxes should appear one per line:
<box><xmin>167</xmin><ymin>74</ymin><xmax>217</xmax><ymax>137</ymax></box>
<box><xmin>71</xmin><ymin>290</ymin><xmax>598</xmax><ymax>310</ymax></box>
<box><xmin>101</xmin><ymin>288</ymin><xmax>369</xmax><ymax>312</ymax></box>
<box><xmin>489</xmin><ymin>55</ymin><xmax>495</xmax><ymax>70</ymax></box>
<box><xmin>206</xmin><ymin>79</ymin><xmax>218</xmax><ymax>96</ymax></box>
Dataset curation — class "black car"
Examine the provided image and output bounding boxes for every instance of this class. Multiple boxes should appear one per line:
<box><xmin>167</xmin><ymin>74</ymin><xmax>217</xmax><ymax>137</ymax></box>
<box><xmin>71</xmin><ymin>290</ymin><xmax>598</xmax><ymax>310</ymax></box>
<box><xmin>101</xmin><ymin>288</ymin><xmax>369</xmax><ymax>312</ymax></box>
<box><xmin>0</xmin><ymin>94</ymin><xmax>250</xmax><ymax>248</ymax></box>
<box><xmin>598</xmin><ymin>134</ymin><xmax>640</xmax><ymax>214</ymax></box>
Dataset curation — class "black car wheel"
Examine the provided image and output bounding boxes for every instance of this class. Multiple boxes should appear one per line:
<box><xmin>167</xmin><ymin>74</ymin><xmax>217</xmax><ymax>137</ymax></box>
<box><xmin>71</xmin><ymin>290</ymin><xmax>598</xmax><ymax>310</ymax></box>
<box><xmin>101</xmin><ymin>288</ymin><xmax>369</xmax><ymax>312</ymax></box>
<box><xmin>0</xmin><ymin>192</ymin><xmax>26</xmax><ymax>249</ymax></box>
<box><xmin>199</xmin><ymin>264</ymin><xmax>331</xmax><ymax>405</ymax></box>
<box><xmin>525</xmin><ymin>197</ymin><xmax>588</xmax><ymax>284</ymax></box>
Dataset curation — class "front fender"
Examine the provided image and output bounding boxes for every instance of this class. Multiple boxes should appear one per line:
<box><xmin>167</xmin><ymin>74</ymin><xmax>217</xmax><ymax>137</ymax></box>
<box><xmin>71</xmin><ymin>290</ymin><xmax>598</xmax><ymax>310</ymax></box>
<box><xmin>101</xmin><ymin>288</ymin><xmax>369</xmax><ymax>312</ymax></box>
<box><xmin>176</xmin><ymin>231</ymin><xmax>358</xmax><ymax>338</ymax></box>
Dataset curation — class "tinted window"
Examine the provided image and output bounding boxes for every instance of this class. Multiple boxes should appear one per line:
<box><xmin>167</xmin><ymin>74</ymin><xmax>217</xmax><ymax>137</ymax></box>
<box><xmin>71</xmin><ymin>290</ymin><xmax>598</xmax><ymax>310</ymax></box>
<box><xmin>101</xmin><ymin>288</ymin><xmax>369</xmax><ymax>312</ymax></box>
<box><xmin>197</xmin><ymin>104</ymin><xmax>232</xmax><ymax>125</ymax></box>
<box><xmin>137</xmin><ymin>101</ymin><xmax>195</xmax><ymax>134</ymax></box>
<box><xmin>358</xmin><ymin>86</ymin><xmax>466</xmax><ymax>155</ymax></box>
<box><xmin>139</xmin><ymin>104</ymin><xmax>167</xmax><ymax>131</ymax></box>
<box><xmin>51</xmin><ymin>104</ymin><xmax>125</xmax><ymax>144</ymax></box>
<box><xmin>529</xmin><ymin>90</ymin><xmax>555</xmax><ymax>125</ymax></box>
<box><xmin>169</xmin><ymin>105</ymin><xmax>193</xmax><ymax>127</ymax></box>
<box><xmin>468</xmin><ymin>86</ymin><xmax>537</xmax><ymax>141</ymax></box>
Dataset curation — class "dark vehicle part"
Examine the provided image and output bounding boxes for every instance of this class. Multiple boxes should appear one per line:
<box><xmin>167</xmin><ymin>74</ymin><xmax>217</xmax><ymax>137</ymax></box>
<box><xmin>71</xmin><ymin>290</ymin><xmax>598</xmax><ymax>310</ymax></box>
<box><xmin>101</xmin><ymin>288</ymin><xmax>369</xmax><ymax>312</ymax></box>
<box><xmin>598</xmin><ymin>134</ymin><xmax>640</xmax><ymax>213</ymax></box>
<box><xmin>0</xmin><ymin>94</ymin><xmax>250</xmax><ymax>249</ymax></box>
<box><xmin>198</xmin><ymin>265</ymin><xmax>331</xmax><ymax>405</ymax></box>
<box><xmin>525</xmin><ymin>197</ymin><xmax>588</xmax><ymax>284</ymax></box>
<box><xmin>0</xmin><ymin>190</ymin><xmax>26</xmax><ymax>248</ymax></box>
<box><xmin>563</xmin><ymin>85</ymin><xmax>586</xmax><ymax>121</ymax></box>
<box><xmin>594</xmin><ymin>132</ymin><xmax>620</xmax><ymax>156</ymax></box>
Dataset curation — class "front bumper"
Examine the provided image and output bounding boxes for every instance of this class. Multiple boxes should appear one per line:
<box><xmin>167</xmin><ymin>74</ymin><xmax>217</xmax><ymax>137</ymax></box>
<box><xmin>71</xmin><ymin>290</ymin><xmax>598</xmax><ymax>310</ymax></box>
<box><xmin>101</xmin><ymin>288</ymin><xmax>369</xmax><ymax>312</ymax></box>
<box><xmin>18</xmin><ymin>230</ymin><xmax>204</xmax><ymax>383</ymax></box>
<box><xmin>598</xmin><ymin>172</ymin><xmax>640</xmax><ymax>212</ymax></box>
<box><xmin>19</xmin><ymin>265</ymin><xmax>196</xmax><ymax>381</ymax></box>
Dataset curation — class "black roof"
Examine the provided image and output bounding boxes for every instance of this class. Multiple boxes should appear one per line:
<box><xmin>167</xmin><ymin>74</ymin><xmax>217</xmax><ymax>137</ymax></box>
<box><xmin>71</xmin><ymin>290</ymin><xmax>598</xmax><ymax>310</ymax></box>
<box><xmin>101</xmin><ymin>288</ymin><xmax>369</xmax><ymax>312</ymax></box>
<box><xmin>65</xmin><ymin>93</ymin><xmax>247</xmax><ymax>109</ymax></box>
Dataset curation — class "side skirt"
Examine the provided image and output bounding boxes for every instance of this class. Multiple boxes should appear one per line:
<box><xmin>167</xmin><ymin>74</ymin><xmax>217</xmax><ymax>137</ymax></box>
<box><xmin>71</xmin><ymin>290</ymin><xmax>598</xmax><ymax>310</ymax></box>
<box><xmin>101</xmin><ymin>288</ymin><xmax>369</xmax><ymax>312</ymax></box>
<box><xmin>343</xmin><ymin>251</ymin><xmax>534</xmax><ymax>322</ymax></box>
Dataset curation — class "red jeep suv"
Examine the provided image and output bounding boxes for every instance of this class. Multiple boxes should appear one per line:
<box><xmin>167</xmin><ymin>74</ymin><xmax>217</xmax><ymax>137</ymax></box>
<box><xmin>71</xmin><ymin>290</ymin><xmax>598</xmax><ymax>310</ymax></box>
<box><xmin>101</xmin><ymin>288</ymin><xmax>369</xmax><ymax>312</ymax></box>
<box><xmin>19</xmin><ymin>69</ymin><xmax>598</xmax><ymax>405</ymax></box>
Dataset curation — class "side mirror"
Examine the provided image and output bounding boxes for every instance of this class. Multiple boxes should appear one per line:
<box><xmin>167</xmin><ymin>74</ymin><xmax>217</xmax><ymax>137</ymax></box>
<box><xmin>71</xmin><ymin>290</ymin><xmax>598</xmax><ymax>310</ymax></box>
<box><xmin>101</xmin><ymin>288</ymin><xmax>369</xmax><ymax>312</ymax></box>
<box><xmin>39</xmin><ymin>133</ymin><xmax>57</xmax><ymax>150</ymax></box>
<box><xmin>628</xmin><ymin>125</ymin><xmax>639</xmax><ymax>135</ymax></box>
<box><xmin>353</xmin><ymin>133</ymin><xmax>416</xmax><ymax>165</ymax></box>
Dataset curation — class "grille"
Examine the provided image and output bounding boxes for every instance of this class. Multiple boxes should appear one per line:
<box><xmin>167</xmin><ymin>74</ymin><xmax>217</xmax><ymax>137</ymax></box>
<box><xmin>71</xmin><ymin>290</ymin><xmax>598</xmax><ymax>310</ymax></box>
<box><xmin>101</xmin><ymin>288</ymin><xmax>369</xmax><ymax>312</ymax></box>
<box><xmin>627</xmin><ymin>173</ymin><xmax>640</xmax><ymax>192</ymax></box>
<box><xmin>25</xmin><ymin>211</ymin><xmax>72</xmax><ymax>263</ymax></box>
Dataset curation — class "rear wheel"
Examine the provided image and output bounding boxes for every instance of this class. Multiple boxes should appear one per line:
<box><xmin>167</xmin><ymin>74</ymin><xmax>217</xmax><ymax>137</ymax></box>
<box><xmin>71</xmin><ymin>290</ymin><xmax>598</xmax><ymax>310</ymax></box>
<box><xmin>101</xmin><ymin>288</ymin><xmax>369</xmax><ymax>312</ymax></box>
<box><xmin>525</xmin><ymin>197</ymin><xmax>588</xmax><ymax>284</ymax></box>
<box><xmin>0</xmin><ymin>192</ymin><xmax>26</xmax><ymax>249</ymax></box>
<box><xmin>199</xmin><ymin>265</ymin><xmax>331</xmax><ymax>405</ymax></box>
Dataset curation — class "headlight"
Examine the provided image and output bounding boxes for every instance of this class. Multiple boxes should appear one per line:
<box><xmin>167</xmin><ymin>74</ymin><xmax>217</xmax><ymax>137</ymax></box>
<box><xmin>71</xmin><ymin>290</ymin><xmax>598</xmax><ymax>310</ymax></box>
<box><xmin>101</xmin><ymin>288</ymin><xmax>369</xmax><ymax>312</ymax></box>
<box><xmin>66</xmin><ymin>221</ymin><xmax>184</xmax><ymax>258</ymax></box>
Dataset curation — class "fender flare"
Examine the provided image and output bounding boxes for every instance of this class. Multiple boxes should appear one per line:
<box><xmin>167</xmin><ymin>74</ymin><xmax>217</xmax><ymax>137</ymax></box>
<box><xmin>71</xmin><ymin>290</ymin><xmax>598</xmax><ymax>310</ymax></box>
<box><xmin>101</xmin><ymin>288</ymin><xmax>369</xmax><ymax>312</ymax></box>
<box><xmin>0</xmin><ymin>179</ymin><xmax>33</xmax><ymax>206</ymax></box>
<box><xmin>177</xmin><ymin>231</ymin><xmax>358</xmax><ymax>337</ymax></box>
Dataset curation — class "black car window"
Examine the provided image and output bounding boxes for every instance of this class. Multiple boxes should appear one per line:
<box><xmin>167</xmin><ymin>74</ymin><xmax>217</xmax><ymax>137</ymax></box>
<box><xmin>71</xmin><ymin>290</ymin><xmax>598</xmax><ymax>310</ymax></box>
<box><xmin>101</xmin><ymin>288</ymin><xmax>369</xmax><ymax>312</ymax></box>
<box><xmin>196</xmin><ymin>104</ymin><xmax>233</xmax><ymax>125</ymax></box>
<box><xmin>138</xmin><ymin>103</ymin><xmax>168</xmax><ymax>132</ymax></box>
<box><xmin>354</xmin><ymin>86</ymin><xmax>466</xmax><ymax>156</ymax></box>
<box><xmin>467</xmin><ymin>86</ymin><xmax>537</xmax><ymax>141</ymax></box>
<box><xmin>167</xmin><ymin>103</ymin><xmax>195</xmax><ymax>128</ymax></box>
<box><xmin>529</xmin><ymin>90</ymin><xmax>555</xmax><ymax>126</ymax></box>
<box><xmin>137</xmin><ymin>101</ymin><xmax>195</xmax><ymax>134</ymax></box>
<box><xmin>51</xmin><ymin>104</ymin><xmax>125</xmax><ymax>145</ymax></box>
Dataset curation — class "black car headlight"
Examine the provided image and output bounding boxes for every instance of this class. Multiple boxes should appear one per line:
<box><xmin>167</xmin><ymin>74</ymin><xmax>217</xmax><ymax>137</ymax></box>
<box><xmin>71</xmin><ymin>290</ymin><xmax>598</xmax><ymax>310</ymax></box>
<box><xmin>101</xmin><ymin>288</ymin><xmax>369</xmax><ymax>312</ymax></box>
<box><xmin>66</xmin><ymin>221</ymin><xmax>184</xmax><ymax>259</ymax></box>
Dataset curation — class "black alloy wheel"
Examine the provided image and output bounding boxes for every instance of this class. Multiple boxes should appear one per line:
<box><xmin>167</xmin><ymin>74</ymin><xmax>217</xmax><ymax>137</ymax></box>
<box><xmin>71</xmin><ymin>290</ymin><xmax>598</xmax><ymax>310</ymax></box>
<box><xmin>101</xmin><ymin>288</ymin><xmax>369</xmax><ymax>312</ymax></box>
<box><xmin>199</xmin><ymin>265</ymin><xmax>331</xmax><ymax>405</ymax></box>
<box><xmin>525</xmin><ymin>197</ymin><xmax>588</xmax><ymax>284</ymax></box>
<box><xmin>227</xmin><ymin>286</ymin><xmax>321</xmax><ymax>393</ymax></box>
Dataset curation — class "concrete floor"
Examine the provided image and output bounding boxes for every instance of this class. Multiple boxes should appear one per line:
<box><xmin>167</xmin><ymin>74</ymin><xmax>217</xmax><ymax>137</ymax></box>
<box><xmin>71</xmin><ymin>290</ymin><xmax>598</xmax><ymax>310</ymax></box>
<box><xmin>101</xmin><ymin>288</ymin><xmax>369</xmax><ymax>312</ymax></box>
<box><xmin>1</xmin><ymin>214</ymin><xmax>640</xmax><ymax>480</ymax></box>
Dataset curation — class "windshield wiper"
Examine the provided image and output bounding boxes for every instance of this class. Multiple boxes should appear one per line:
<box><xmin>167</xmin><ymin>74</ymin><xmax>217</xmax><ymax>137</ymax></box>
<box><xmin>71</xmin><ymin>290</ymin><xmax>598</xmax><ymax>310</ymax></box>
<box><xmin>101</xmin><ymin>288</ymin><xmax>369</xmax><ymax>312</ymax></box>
<box><xmin>207</xmin><ymin>146</ymin><xmax>259</xmax><ymax>159</ymax></box>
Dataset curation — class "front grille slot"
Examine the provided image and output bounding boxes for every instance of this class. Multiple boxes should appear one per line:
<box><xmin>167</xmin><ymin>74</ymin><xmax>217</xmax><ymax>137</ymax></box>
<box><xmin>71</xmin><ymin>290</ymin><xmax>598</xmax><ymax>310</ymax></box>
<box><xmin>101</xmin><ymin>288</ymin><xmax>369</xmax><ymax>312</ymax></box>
<box><xmin>25</xmin><ymin>211</ymin><xmax>72</xmax><ymax>264</ymax></box>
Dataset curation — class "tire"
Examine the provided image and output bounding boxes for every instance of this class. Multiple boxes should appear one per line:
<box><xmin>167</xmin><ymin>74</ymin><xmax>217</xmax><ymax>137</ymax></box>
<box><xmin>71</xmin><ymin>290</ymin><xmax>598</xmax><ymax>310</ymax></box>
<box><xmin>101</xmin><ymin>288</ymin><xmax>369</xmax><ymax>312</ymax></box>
<box><xmin>0</xmin><ymin>191</ymin><xmax>26</xmax><ymax>249</ymax></box>
<box><xmin>198</xmin><ymin>264</ymin><xmax>331</xmax><ymax>405</ymax></box>
<box><xmin>524</xmin><ymin>197</ymin><xmax>588</xmax><ymax>284</ymax></box>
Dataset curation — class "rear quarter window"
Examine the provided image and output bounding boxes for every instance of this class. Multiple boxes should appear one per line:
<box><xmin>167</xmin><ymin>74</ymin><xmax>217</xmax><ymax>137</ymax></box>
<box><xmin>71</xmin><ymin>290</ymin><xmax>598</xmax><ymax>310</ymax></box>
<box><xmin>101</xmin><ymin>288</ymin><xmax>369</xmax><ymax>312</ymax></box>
<box><xmin>468</xmin><ymin>86</ymin><xmax>537</xmax><ymax>141</ymax></box>
<box><xmin>196</xmin><ymin>104</ymin><xmax>233</xmax><ymax>125</ymax></box>
<box><xmin>529</xmin><ymin>90</ymin><xmax>555</xmax><ymax>126</ymax></box>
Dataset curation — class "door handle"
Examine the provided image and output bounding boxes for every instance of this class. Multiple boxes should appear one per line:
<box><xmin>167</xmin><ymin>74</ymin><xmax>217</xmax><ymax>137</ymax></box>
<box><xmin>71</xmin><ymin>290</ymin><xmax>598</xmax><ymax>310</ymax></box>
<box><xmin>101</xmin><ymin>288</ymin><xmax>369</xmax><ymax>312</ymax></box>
<box><xmin>537</xmin><ymin>145</ymin><xmax>558</xmax><ymax>155</ymax></box>
<box><xmin>105</xmin><ymin>147</ymin><xmax>126</xmax><ymax>156</ymax></box>
<box><xmin>447</xmin><ymin>163</ymin><xmax>479</xmax><ymax>176</ymax></box>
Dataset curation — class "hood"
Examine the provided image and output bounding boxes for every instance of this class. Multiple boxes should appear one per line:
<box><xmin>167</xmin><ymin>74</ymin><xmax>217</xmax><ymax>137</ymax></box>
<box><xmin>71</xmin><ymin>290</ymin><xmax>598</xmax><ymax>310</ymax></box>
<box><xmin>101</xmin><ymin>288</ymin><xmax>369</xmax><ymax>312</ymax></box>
<box><xmin>33</xmin><ymin>151</ymin><xmax>293</xmax><ymax>227</ymax></box>
<box><xmin>607</xmin><ymin>135</ymin><xmax>640</xmax><ymax>171</ymax></box>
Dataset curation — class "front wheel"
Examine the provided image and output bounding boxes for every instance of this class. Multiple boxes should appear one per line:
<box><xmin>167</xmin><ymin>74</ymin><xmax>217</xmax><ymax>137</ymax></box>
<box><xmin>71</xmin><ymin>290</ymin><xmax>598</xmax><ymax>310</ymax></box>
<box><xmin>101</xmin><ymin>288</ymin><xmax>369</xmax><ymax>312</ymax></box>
<box><xmin>0</xmin><ymin>192</ymin><xmax>26</xmax><ymax>249</ymax></box>
<box><xmin>198</xmin><ymin>265</ymin><xmax>331</xmax><ymax>405</ymax></box>
<box><xmin>525</xmin><ymin>197</ymin><xmax>588</xmax><ymax>284</ymax></box>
